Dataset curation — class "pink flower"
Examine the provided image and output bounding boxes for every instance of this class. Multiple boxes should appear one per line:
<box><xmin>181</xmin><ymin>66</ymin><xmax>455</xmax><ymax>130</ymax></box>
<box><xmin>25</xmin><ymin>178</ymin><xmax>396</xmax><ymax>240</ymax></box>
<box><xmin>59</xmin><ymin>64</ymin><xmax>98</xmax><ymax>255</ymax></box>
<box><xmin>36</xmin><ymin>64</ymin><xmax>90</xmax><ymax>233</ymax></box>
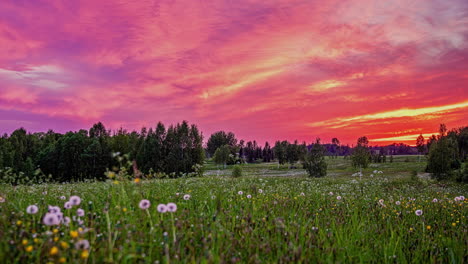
<box><xmin>77</xmin><ymin>208</ymin><xmax>85</xmax><ymax>217</ymax></box>
<box><xmin>247</xmin><ymin>195</ymin><xmax>252</xmax><ymax>199</ymax></box>
<box><xmin>258</xmin><ymin>189</ymin><xmax>263</xmax><ymax>194</ymax></box>
<box><xmin>26</xmin><ymin>205</ymin><xmax>39</xmax><ymax>214</ymax></box>
<box><xmin>238</xmin><ymin>191</ymin><xmax>243</xmax><ymax>195</ymax></box>
<box><xmin>432</xmin><ymin>198</ymin><xmax>438</xmax><ymax>203</ymax></box>
<box><xmin>337</xmin><ymin>196</ymin><xmax>342</xmax><ymax>200</ymax></box>
<box><xmin>64</xmin><ymin>201</ymin><xmax>72</xmax><ymax>209</ymax></box>
<box><xmin>48</xmin><ymin>205</ymin><xmax>61</xmax><ymax>214</ymax></box>
<box><xmin>63</xmin><ymin>217</ymin><xmax>71</xmax><ymax>225</ymax></box>
<box><xmin>415</xmin><ymin>209</ymin><xmax>423</xmax><ymax>216</ymax></box>
<box><xmin>69</xmin><ymin>196</ymin><xmax>81</xmax><ymax>206</ymax></box>
<box><xmin>157</xmin><ymin>204</ymin><xmax>168</xmax><ymax>213</ymax></box>
<box><xmin>139</xmin><ymin>199</ymin><xmax>151</xmax><ymax>210</ymax></box>
<box><xmin>167</xmin><ymin>203</ymin><xmax>177</xmax><ymax>212</ymax></box>
<box><xmin>75</xmin><ymin>239</ymin><xmax>90</xmax><ymax>250</ymax></box>
<box><xmin>183</xmin><ymin>194</ymin><xmax>191</xmax><ymax>200</ymax></box>
<box><xmin>43</xmin><ymin>213</ymin><xmax>60</xmax><ymax>226</ymax></box>
<box><xmin>395</xmin><ymin>201</ymin><xmax>401</xmax><ymax>205</ymax></box>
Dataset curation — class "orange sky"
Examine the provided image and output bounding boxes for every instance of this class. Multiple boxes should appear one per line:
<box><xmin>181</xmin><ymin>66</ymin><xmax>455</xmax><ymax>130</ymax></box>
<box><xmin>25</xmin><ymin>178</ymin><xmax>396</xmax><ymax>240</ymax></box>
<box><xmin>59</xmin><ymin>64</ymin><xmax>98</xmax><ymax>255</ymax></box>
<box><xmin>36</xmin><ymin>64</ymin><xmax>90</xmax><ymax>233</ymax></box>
<box><xmin>0</xmin><ymin>0</ymin><xmax>467</xmax><ymax>145</ymax></box>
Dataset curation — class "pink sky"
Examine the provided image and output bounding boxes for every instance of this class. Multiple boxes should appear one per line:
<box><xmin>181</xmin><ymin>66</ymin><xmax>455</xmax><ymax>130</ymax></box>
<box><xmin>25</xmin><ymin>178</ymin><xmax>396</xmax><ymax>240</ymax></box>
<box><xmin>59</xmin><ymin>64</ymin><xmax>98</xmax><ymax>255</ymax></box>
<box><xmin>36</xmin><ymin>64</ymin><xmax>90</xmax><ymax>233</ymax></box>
<box><xmin>0</xmin><ymin>0</ymin><xmax>467</xmax><ymax>145</ymax></box>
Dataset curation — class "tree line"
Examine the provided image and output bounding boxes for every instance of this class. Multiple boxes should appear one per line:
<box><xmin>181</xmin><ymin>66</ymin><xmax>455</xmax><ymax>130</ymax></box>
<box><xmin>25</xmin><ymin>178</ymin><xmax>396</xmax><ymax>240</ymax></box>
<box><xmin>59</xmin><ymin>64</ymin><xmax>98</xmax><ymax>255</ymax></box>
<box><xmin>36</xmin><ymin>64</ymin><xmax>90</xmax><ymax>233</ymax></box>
<box><xmin>0</xmin><ymin>121</ymin><xmax>204</xmax><ymax>184</ymax></box>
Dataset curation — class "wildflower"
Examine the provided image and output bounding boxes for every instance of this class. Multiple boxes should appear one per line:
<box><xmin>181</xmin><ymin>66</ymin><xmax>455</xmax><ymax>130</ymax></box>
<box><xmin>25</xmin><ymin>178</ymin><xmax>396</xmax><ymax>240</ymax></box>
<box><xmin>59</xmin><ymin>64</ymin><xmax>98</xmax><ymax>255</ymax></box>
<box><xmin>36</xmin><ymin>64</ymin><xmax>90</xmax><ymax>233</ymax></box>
<box><xmin>26</xmin><ymin>245</ymin><xmax>33</xmax><ymax>252</ymax></box>
<box><xmin>432</xmin><ymin>198</ymin><xmax>438</xmax><ymax>203</ymax></box>
<box><xmin>122</xmin><ymin>208</ymin><xmax>127</xmax><ymax>212</ymax></box>
<box><xmin>183</xmin><ymin>194</ymin><xmax>191</xmax><ymax>200</ymax></box>
<box><xmin>157</xmin><ymin>204</ymin><xmax>168</xmax><ymax>213</ymax></box>
<box><xmin>16</xmin><ymin>220</ymin><xmax>22</xmax><ymax>226</ymax></box>
<box><xmin>415</xmin><ymin>209</ymin><xmax>423</xmax><ymax>216</ymax></box>
<box><xmin>452</xmin><ymin>223</ymin><xmax>456</xmax><ymax>227</ymax></box>
<box><xmin>300</xmin><ymin>192</ymin><xmax>305</xmax><ymax>196</ymax></box>
<box><xmin>176</xmin><ymin>193</ymin><xmax>180</xmax><ymax>196</ymax></box>
<box><xmin>139</xmin><ymin>199</ymin><xmax>151</xmax><ymax>210</ymax></box>
<box><xmin>77</xmin><ymin>208</ymin><xmax>85</xmax><ymax>217</ymax></box>
<box><xmin>0</xmin><ymin>196</ymin><xmax>4</xmax><ymax>203</ymax></box>
<box><xmin>247</xmin><ymin>195</ymin><xmax>252</xmax><ymax>199</ymax></box>
<box><xmin>337</xmin><ymin>196</ymin><xmax>342</xmax><ymax>200</ymax></box>
<box><xmin>329</xmin><ymin>192</ymin><xmax>334</xmax><ymax>196</ymax></box>
<box><xmin>64</xmin><ymin>202</ymin><xmax>72</xmax><ymax>209</ymax></box>
<box><xmin>426</xmin><ymin>225</ymin><xmax>431</xmax><ymax>230</ymax></box>
<box><xmin>22</xmin><ymin>239</ymin><xmax>28</xmax><ymax>246</ymax></box>
<box><xmin>69</xmin><ymin>196</ymin><xmax>81</xmax><ymax>206</ymax></box>
<box><xmin>60</xmin><ymin>241</ymin><xmax>70</xmax><ymax>249</ymax></box>
<box><xmin>27</xmin><ymin>205</ymin><xmax>39</xmax><ymax>214</ymax></box>
<box><xmin>60</xmin><ymin>196</ymin><xmax>66</xmax><ymax>200</ymax></box>
<box><xmin>167</xmin><ymin>203</ymin><xmax>177</xmax><ymax>212</ymax></box>
<box><xmin>81</xmin><ymin>250</ymin><xmax>89</xmax><ymax>259</ymax></box>
<box><xmin>63</xmin><ymin>217</ymin><xmax>71</xmax><ymax>225</ymax></box>
<box><xmin>238</xmin><ymin>191</ymin><xmax>243</xmax><ymax>195</ymax></box>
<box><xmin>59</xmin><ymin>257</ymin><xmax>66</xmax><ymax>263</ymax></box>
<box><xmin>50</xmin><ymin>246</ymin><xmax>59</xmax><ymax>255</ymax></box>
<box><xmin>43</xmin><ymin>213</ymin><xmax>60</xmax><ymax>226</ymax></box>
<box><xmin>134</xmin><ymin>178</ymin><xmax>141</xmax><ymax>183</ymax></box>
<box><xmin>48</xmin><ymin>206</ymin><xmax>61</xmax><ymax>214</ymax></box>
<box><xmin>312</xmin><ymin>227</ymin><xmax>319</xmax><ymax>231</ymax></box>
<box><xmin>70</xmin><ymin>230</ymin><xmax>79</xmax><ymax>238</ymax></box>
<box><xmin>258</xmin><ymin>189</ymin><xmax>263</xmax><ymax>194</ymax></box>
<box><xmin>75</xmin><ymin>239</ymin><xmax>90</xmax><ymax>250</ymax></box>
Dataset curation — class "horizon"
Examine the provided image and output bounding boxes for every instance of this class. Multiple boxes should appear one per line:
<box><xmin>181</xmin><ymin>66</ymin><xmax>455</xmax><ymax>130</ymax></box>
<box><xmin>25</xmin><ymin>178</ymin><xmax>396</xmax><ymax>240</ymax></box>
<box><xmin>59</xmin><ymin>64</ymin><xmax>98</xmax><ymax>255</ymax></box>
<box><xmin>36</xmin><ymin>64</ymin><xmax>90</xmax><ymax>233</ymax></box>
<box><xmin>1</xmin><ymin>0</ymin><xmax>467</xmax><ymax>146</ymax></box>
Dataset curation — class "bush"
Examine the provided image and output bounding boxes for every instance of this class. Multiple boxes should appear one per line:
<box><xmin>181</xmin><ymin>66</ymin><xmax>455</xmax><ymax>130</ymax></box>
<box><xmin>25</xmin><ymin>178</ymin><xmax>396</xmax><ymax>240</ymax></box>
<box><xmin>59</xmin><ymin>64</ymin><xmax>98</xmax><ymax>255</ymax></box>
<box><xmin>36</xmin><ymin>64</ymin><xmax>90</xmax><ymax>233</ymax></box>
<box><xmin>303</xmin><ymin>139</ymin><xmax>327</xmax><ymax>178</ymax></box>
<box><xmin>231</xmin><ymin>165</ymin><xmax>243</xmax><ymax>178</ymax></box>
<box><xmin>427</xmin><ymin>137</ymin><xmax>459</xmax><ymax>180</ymax></box>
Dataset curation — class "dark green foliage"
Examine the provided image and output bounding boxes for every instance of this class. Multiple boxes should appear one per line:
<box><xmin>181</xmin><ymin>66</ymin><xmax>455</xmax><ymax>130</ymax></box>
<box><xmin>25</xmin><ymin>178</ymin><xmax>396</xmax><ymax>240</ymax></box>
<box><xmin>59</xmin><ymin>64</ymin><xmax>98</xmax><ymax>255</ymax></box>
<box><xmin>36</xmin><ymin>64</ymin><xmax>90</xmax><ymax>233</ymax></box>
<box><xmin>213</xmin><ymin>145</ymin><xmax>231</xmax><ymax>169</ymax></box>
<box><xmin>351</xmin><ymin>137</ymin><xmax>371</xmax><ymax>169</ymax></box>
<box><xmin>231</xmin><ymin>165</ymin><xmax>243</xmax><ymax>178</ymax></box>
<box><xmin>206</xmin><ymin>131</ymin><xmax>237</xmax><ymax>156</ymax></box>
<box><xmin>427</xmin><ymin>136</ymin><xmax>460</xmax><ymax>180</ymax></box>
<box><xmin>303</xmin><ymin>139</ymin><xmax>327</xmax><ymax>177</ymax></box>
<box><xmin>0</xmin><ymin>121</ymin><xmax>205</xmax><ymax>183</ymax></box>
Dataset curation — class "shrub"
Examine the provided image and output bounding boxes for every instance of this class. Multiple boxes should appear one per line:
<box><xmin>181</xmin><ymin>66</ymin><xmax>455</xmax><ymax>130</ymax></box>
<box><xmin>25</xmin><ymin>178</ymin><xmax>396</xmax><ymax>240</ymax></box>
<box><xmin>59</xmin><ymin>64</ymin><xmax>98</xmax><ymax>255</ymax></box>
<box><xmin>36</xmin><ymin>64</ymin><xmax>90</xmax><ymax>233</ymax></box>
<box><xmin>231</xmin><ymin>165</ymin><xmax>243</xmax><ymax>178</ymax></box>
<box><xmin>303</xmin><ymin>139</ymin><xmax>327</xmax><ymax>178</ymax></box>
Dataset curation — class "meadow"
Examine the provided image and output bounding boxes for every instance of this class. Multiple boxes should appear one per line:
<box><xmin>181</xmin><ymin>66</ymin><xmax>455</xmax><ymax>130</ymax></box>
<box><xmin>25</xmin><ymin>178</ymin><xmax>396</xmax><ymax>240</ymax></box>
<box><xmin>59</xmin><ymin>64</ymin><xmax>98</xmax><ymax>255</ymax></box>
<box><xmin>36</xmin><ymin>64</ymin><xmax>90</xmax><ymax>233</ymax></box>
<box><xmin>0</xmin><ymin>156</ymin><xmax>466</xmax><ymax>263</ymax></box>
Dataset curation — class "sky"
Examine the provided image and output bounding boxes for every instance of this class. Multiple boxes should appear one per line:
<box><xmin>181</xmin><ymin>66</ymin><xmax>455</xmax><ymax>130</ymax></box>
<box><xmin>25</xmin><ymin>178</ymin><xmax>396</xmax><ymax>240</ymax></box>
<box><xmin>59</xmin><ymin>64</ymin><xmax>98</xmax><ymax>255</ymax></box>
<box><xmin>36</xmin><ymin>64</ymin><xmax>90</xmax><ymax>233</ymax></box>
<box><xmin>0</xmin><ymin>0</ymin><xmax>467</xmax><ymax>146</ymax></box>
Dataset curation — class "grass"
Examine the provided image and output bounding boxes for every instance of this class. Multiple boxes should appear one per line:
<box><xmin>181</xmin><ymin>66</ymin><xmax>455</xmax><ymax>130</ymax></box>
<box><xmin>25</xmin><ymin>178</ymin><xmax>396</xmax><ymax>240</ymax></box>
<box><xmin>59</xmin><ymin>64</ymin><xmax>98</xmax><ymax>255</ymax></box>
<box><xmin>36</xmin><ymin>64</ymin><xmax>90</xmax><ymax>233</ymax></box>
<box><xmin>0</xmin><ymin>157</ymin><xmax>466</xmax><ymax>263</ymax></box>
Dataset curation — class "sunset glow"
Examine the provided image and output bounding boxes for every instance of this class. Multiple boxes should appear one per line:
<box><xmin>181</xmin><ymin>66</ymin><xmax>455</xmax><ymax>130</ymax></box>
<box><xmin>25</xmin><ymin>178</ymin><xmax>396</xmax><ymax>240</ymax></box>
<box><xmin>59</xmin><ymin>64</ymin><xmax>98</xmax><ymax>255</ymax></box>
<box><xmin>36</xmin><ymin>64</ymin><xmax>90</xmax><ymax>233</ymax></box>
<box><xmin>0</xmin><ymin>0</ymin><xmax>467</xmax><ymax>145</ymax></box>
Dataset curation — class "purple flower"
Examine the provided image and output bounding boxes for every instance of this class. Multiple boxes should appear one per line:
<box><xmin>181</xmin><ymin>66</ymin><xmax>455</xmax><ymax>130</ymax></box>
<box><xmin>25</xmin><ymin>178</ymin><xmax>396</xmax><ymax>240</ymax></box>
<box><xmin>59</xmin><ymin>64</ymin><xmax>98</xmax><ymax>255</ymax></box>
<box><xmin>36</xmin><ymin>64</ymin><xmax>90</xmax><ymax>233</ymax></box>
<box><xmin>43</xmin><ymin>213</ymin><xmax>60</xmax><ymax>226</ymax></box>
<box><xmin>238</xmin><ymin>191</ymin><xmax>243</xmax><ymax>195</ymax></box>
<box><xmin>139</xmin><ymin>199</ymin><xmax>151</xmax><ymax>210</ymax></box>
<box><xmin>77</xmin><ymin>208</ymin><xmax>85</xmax><ymax>217</ymax></box>
<box><xmin>337</xmin><ymin>196</ymin><xmax>342</xmax><ymax>200</ymax></box>
<box><xmin>167</xmin><ymin>203</ymin><xmax>177</xmax><ymax>212</ymax></box>
<box><xmin>63</xmin><ymin>216</ymin><xmax>71</xmax><ymax>225</ymax></box>
<box><xmin>157</xmin><ymin>204</ymin><xmax>168</xmax><ymax>213</ymax></box>
<box><xmin>247</xmin><ymin>195</ymin><xmax>252</xmax><ymax>199</ymax></box>
<box><xmin>415</xmin><ymin>209</ymin><xmax>423</xmax><ymax>216</ymax></box>
<box><xmin>432</xmin><ymin>198</ymin><xmax>438</xmax><ymax>203</ymax></box>
<box><xmin>183</xmin><ymin>194</ymin><xmax>191</xmax><ymax>200</ymax></box>
<box><xmin>75</xmin><ymin>239</ymin><xmax>90</xmax><ymax>250</ymax></box>
<box><xmin>69</xmin><ymin>196</ymin><xmax>81</xmax><ymax>206</ymax></box>
<box><xmin>64</xmin><ymin>201</ymin><xmax>72</xmax><ymax>209</ymax></box>
<box><xmin>48</xmin><ymin>205</ymin><xmax>61</xmax><ymax>214</ymax></box>
<box><xmin>26</xmin><ymin>205</ymin><xmax>39</xmax><ymax>214</ymax></box>
<box><xmin>395</xmin><ymin>201</ymin><xmax>401</xmax><ymax>205</ymax></box>
<box><xmin>60</xmin><ymin>196</ymin><xmax>66</xmax><ymax>200</ymax></box>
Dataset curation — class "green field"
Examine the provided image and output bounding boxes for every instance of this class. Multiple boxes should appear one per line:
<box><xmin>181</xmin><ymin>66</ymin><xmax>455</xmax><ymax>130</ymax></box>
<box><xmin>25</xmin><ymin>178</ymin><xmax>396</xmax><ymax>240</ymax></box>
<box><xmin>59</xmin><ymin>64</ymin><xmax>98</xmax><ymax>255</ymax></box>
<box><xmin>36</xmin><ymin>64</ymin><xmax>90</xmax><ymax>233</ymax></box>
<box><xmin>0</xmin><ymin>157</ymin><xmax>467</xmax><ymax>263</ymax></box>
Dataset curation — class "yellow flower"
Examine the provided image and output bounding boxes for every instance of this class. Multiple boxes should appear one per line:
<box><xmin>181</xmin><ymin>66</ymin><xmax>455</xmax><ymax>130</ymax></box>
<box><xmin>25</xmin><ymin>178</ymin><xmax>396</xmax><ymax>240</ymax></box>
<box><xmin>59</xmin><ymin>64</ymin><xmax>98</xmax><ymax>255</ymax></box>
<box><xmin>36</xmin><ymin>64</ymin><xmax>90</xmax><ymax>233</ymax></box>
<box><xmin>78</xmin><ymin>227</ymin><xmax>83</xmax><ymax>232</ymax></box>
<box><xmin>59</xmin><ymin>257</ymin><xmax>66</xmax><ymax>263</ymax></box>
<box><xmin>409</xmin><ymin>227</ymin><xmax>413</xmax><ymax>232</ymax></box>
<box><xmin>134</xmin><ymin>178</ymin><xmax>141</xmax><ymax>183</ymax></box>
<box><xmin>34</xmin><ymin>238</ymin><xmax>40</xmax><ymax>244</ymax></box>
<box><xmin>452</xmin><ymin>223</ymin><xmax>456</xmax><ymax>227</ymax></box>
<box><xmin>81</xmin><ymin>250</ymin><xmax>89</xmax><ymax>259</ymax></box>
<box><xmin>25</xmin><ymin>245</ymin><xmax>33</xmax><ymax>252</ymax></box>
<box><xmin>60</xmin><ymin>241</ymin><xmax>69</xmax><ymax>249</ymax></box>
<box><xmin>113</xmin><ymin>180</ymin><xmax>119</xmax><ymax>185</ymax></box>
<box><xmin>53</xmin><ymin>229</ymin><xmax>59</xmax><ymax>234</ymax></box>
<box><xmin>16</xmin><ymin>220</ymin><xmax>22</xmax><ymax>226</ymax></box>
<box><xmin>54</xmin><ymin>237</ymin><xmax>59</xmax><ymax>242</ymax></box>
<box><xmin>426</xmin><ymin>225</ymin><xmax>431</xmax><ymax>230</ymax></box>
<box><xmin>122</xmin><ymin>208</ymin><xmax>127</xmax><ymax>212</ymax></box>
<box><xmin>22</xmin><ymin>239</ymin><xmax>28</xmax><ymax>246</ymax></box>
<box><xmin>70</xmin><ymin>230</ymin><xmax>78</xmax><ymax>238</ymax></box>
<box><xmin>107</xmin><ymin>171</ymin><xmax>115</xmax><ymax>178</ymax></box>
<box><xmin>50</xmin><ymin>246</ymin><xmax>59</xmax><ymax>255</ymax></box>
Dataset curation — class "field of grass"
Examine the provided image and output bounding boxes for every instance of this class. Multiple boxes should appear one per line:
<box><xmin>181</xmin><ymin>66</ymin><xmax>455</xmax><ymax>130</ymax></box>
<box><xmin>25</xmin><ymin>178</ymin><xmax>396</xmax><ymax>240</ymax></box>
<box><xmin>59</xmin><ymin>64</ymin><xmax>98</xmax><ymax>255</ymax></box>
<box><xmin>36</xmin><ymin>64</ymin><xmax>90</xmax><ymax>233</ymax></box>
<box><xmin>0</xmin><ymin>157</ymin><xmax>467</xmax><ymax>263</ymax></box>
